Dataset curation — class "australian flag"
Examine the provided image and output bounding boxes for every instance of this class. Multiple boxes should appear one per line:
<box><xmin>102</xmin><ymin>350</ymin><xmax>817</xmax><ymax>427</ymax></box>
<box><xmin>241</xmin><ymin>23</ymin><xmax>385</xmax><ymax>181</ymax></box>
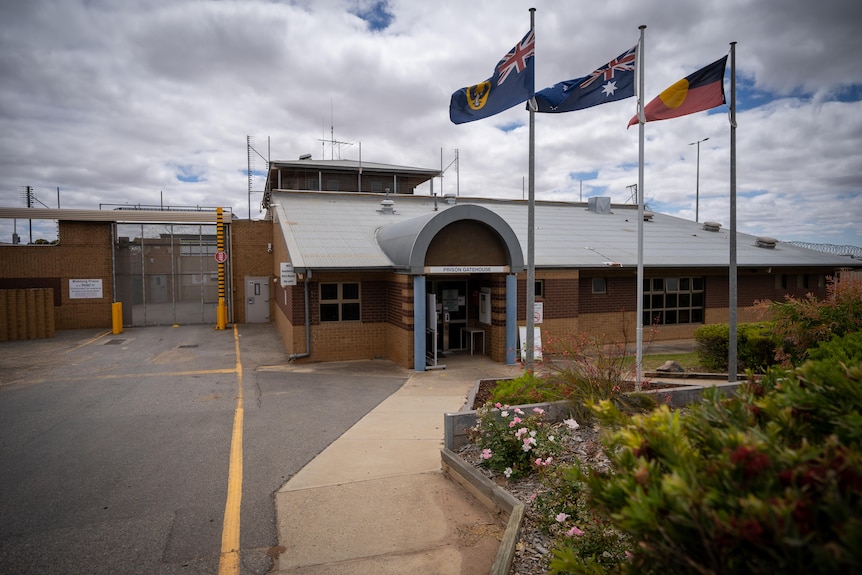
<box><xmin>450</xmin><ymin>30</ymin><xmax>535</xmax><ymax>124</ymax></box>
<box><xmin>535</xmin><ymin>45</ymin><xmax>637</xmax><ymax>113</ymax></box>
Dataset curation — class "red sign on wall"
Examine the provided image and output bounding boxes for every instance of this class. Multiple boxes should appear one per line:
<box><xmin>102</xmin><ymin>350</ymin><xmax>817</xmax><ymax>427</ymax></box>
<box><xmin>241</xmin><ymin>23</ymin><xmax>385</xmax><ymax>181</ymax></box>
<box><xmin>214</xmin><ymin>251</ymin><xmax>227</xmax><ymax>263</ymax></box>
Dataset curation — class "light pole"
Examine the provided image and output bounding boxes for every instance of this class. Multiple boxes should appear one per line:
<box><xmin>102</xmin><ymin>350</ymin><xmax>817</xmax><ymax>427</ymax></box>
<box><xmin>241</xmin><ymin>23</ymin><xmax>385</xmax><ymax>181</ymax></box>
<box><xmin>689</xmin><ymin>137</ymin><xmax>709</xmax><ymax>222</ymax></box>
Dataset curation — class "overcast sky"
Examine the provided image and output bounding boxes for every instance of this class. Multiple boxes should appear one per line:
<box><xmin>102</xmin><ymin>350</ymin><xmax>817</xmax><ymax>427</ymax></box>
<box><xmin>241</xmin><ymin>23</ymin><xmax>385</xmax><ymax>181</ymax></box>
<box><xmin>2</xmin><ymin>0</ymin><xmax>861</xmax><ymax>248</ymax></box>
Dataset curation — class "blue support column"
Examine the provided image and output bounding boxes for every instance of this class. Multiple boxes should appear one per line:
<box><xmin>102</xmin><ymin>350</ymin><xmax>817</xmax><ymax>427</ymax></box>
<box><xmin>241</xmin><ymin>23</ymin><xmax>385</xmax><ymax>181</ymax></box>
<box><xmin>506</xmin><ymin>274</ymin><xmax>517</xmax><ymax>365</ymax></box>
<box><xmin>413</xmin><ymin>275</ymin><xmax>426</xmax><ymax>372</ymax></box>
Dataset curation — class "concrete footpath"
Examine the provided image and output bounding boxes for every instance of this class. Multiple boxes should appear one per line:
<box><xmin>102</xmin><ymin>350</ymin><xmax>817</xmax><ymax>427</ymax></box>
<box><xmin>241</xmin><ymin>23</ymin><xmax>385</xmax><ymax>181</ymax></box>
<box><xmin>271</xmin><ymin>355</ymin><xmax>523</xmax><ymax>575</ymax></box>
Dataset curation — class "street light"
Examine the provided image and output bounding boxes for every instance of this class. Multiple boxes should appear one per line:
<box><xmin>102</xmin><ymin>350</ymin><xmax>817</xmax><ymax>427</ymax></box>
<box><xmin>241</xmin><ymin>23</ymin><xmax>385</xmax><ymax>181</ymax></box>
<box><xmin>689</xmin><ymin>137</ymin><xmax>709</xmax><ymax>222</ymax></box>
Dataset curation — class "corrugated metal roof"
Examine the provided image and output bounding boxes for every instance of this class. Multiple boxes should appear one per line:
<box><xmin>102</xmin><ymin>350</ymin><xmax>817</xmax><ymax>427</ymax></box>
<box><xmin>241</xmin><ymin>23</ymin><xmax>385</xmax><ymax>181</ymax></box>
<box><xmin>272</xmin><ymin>191</ymin><xmax>861</xmax><ymax>272</ymax></box>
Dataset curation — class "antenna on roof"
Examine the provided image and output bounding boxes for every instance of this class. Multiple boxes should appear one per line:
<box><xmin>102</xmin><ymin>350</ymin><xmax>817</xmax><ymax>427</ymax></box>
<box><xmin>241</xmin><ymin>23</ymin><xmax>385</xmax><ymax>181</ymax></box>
<box><xmin>626</xmin><ymin>184</ymin><xmax>637</xmax><ymax>204</ymax></box>
<box><xmin>318</xmin><ymin>98</ymin><xmax>352</xmax><ymax>159</ymax></box>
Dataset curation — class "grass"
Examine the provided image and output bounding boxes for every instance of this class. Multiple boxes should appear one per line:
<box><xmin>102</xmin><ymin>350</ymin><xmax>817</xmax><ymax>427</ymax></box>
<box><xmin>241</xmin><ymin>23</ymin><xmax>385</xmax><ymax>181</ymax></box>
<box><xmin>640</xmin><ymin>351</ymin><xmax>703</xmax><ymax>371</ymax></box>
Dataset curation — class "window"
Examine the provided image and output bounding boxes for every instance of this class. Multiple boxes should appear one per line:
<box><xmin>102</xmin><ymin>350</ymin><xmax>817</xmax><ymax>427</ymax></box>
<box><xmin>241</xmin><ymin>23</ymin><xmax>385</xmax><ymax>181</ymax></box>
<box><xmin>643</xmin><ymin>276</ymin><xmax>704</xmax><ymax>326</ymax></box>
<box><xmin>320</xmin><ymin>282</ymin><xmax>360</xmax><ymax>322</ymax></box>
<box><xmin>591</xmin><ymin>277</ymin><xmax>607</xmax><ymax>294</ymax></box>
<box><xmin>534</xmin><ymin>279</ymin><xmax>544</xmax><ymax>298</ymax></box>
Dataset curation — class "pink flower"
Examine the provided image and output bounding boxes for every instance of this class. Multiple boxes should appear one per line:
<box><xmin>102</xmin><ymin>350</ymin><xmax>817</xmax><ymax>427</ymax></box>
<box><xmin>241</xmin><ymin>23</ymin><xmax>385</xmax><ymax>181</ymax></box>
<box><xmin>532</xmin><ymin>407</ymin><xmax>545</xmax><ymax>414</ymax></box>
<box><xmin>494</xmin><ymin>402</ymin><xmax>502</xmax><ymax>409</ymax></box>
<box><xmin>481</xmin><ymin>448</ymin><xmax>492</xmax><ymax>460</ymax></box>
<box><xmin>555</xmin><ymin>513</ymin><xmax>570</xmax><ymax>523</ymax></box>
<box><xmin>515</xmin><ymin>427</ymin><xmax>529</xmax><ymax>439</ymax></box>
<box><xmin>512</xmin><ymin>417</ymin><xmax>522</xmax><ymax>424</ymax></box>
<box><xmin>534</xmin><ymin>458</ymin><xmax>543</xmax><ymax>466</ymax></box>
<box><xmin>567</xmin><ymin>526</ymin><xmax>584</xmax><ymax>537</ymax></box>
<box><xmin>514</xmin><ymin>408</ymin><xmax>524</xmax><ymax>415</ymax></box>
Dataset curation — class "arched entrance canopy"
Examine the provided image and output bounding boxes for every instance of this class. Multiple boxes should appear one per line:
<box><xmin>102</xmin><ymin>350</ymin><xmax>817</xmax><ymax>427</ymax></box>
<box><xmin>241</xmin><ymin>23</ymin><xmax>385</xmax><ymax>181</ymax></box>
<box><xmin>376</xmin><ymin>204</ymin><xmax>525</xmax><ymax>273</ymax></box>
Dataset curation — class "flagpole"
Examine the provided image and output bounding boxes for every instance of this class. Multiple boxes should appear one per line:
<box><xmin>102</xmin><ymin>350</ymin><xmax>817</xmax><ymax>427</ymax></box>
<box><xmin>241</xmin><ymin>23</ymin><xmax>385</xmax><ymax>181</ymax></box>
<box><xmin>728</xmin><ymin>41</ymin><xmax>738</xmax><ymax>382</ymax></box>
<box><xmin>635</xmin><ymin>24</ymin><xmax>646</xmax><ymax>391</ymax></box>
<box><xmin>525</xmin><ymin>6</ymin><xmax>537</xmax><ymax>371</ymax></box>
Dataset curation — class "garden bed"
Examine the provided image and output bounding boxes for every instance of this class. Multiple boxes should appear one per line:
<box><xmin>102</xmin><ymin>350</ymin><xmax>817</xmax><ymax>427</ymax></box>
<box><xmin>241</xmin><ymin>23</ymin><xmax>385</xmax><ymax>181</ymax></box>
<box><xmin>443</xmin><ymin>378</ymin><xmax>743</xmax><ymax>574</ymax></box>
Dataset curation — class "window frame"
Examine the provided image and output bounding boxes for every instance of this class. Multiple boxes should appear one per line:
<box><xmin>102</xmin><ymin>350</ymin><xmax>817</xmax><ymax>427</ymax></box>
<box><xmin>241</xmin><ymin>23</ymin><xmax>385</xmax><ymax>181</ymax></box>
<box><xmin>642</xmin><ymin>276</ymin><xmax>704</xmax><ymax>326</ymax></box>
<box><xmin>591</xmin><ymin>277</ymin><xmax>607</xmax><ymax>294</ymax></box>
<box><xmin>319</xmin><ymin>282</ymin><xmax>361</xmax><ymax>322</ymax></box>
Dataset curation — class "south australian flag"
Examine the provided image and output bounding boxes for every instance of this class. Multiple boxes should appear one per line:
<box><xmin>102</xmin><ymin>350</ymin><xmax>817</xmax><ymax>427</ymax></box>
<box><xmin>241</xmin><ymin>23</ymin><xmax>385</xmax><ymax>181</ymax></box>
<box><xmin>450</xmin><ymin>30</ymin><xmax>535</xmax><ymax>124</ymax></box>
<box><xmin>535</xmin><ymin>45</ymin><xmax>637</xmax><ymax>113</ymax></box>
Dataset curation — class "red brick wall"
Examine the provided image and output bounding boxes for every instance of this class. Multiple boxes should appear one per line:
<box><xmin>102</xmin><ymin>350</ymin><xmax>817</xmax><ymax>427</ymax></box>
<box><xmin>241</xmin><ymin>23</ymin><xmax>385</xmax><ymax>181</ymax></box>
<box><xmin>0</xmin><ymin>221</ymin><xmax>113</xmax><ymax>329</ymax></box>
<box><xmin>229</xmin><ymin>220</ymin><xmax>273</xmax><ymax>323</ymax></box>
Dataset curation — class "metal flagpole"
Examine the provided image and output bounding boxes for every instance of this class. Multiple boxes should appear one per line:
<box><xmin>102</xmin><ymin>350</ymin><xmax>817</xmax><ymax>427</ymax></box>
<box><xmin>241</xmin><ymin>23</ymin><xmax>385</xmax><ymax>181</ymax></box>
<box><xmin>728</xmin><ymin>41</ymin><xmax>738</xmax><ymax>382</ymax></box>
<box><xmin>525</xmin><ymin>7</ymin><xmax>537</xmax><ymax>371</ymax></box>
<box><xmin>635</xmin><ymin>25</ymin><xmax>646</xmax><ymax>391</ymax></box>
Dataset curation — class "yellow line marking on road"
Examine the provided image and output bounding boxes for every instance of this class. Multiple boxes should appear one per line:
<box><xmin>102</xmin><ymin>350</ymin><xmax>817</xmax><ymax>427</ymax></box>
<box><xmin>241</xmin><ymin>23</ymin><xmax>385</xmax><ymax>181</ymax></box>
<box><xmin>30</xmin><ymin>368</ymin><xmax>237</xmax><ymax>383</ymax></box>
<box><xmin>63</xmin><ymin>330</ymin><xmax>112</xmax><ymax>354</ymax></box>
<box><xmin>218</xmin><ymin>324</ymin><xmax>244</xmax><ymax>575</ymax></box>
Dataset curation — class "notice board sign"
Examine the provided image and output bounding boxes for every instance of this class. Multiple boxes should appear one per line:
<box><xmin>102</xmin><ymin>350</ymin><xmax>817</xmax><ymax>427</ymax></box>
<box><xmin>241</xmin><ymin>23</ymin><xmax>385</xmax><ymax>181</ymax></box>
<box><xmin>69</xmin><ymin>279</ymin><xmax>103</xmax><ymax>299</ymax></box>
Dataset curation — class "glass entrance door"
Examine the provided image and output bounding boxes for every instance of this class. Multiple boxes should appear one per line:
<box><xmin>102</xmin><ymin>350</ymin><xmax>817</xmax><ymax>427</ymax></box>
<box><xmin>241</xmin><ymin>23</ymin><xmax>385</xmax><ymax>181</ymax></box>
<box><xmin>426</xmin><ymin>279</ymin><xmax>467</xmax><ymax>353</ymax></box>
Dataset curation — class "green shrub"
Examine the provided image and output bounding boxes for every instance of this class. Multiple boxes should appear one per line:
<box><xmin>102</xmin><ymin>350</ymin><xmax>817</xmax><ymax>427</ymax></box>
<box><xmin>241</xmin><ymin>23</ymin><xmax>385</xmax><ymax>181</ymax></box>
<box><xmin>694</xmin><ymin>322</ymin><xmax>777</xmax><ymax>373</ymax></box>
<box><xmin>543</xmin><ymin>334</ymin><xmax>656</xmax><ymax>421</ymax></box>
<box><xmin>753</xmin><ymin>276</ymin><xmax>862</xmax><ymax>365</ymax></box>
<box><xmin>467</xmin><ymin>403</ymin><xmax>565</xmax><ymax>480</ymax></box>
<box><xmin>807</xmin><ymin>330</ymin><xmax>862</xmax><ymax>366</ymax></box>
<box><xmin>559</xmin><ymin>360</ymin><xmax>862</xmax><ymax>575</ymax></box>
<box><xmin>489</xmin><ymin>371</ymin><xmax>565</xmax><ymax>406</ymax></box>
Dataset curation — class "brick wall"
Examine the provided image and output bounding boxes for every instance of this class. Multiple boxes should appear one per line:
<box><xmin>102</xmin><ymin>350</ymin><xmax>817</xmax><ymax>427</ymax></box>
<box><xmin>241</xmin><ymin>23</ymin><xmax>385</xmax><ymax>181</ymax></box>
<box><xmin>0</xmin><ymin>221</ymin><xmax>113</xmax><ymax>329</ymax></box>
<box><xmin>229</xmin><ymin>220</ymin><xmax>273</xmax><ymax>323</ymax></box>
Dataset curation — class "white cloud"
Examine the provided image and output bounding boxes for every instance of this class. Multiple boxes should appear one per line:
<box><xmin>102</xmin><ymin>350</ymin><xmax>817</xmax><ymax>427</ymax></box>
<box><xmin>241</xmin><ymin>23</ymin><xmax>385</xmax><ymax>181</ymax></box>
<box><xmin>1</xmin><ymin>0</ymin><xmax>860</xmax><ymax>248</ymax></box>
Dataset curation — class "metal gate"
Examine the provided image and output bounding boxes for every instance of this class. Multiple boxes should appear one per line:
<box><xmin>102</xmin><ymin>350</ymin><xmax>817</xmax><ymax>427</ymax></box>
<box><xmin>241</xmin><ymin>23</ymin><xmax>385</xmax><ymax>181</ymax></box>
<box><xmin>113</xmin><ymin>223</ymin><xmax>228</xmax><ymax>326</ymax></box>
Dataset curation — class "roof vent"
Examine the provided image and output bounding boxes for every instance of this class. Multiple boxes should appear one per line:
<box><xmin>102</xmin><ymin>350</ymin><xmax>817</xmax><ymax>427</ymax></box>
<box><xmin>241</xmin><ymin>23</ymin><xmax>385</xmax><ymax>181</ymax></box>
<box><xmin>298</xmin><ymin>153</ymin><xmax>312</xmax><ymax>160</ymax></box>
<box><xmin>587</xmin><ymin>196</ymin><xmax>612</xmax><ymax>214</ymax></box>
<box><xmin>643</xmin><ymin>211</ymin><xmax>654</xmax><ymax>221</ymax></box>
<box><xmin>444</xmin><ymin>193</ymin><xmax>457</xmax><ymax>205</ymax></box>
<box><xmin>378</xmin><ymin>199</ymin><xmax>396</xmax><ymax>214</ymax></box>
<box><xmin>703</xmin><ymin>221</ymin><xmax>722</xmax><ymax>232</ymax></box>
<box><xmin>755</xmin><ymin>236</ymin><xmax>778</xmax><ymax>249</ymax></box>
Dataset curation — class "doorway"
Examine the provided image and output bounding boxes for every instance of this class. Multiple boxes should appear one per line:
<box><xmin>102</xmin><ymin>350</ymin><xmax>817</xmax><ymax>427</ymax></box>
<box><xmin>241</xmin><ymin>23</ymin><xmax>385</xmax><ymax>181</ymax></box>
<box><xmin>245</xmin><ymin>277</ymin><xmax>270</xmax><ymax>323</ymax></box>
<box><xmin>426</xmin><ymin>279</ymin><xmax>467</xmax><ymax>353</ymax></box>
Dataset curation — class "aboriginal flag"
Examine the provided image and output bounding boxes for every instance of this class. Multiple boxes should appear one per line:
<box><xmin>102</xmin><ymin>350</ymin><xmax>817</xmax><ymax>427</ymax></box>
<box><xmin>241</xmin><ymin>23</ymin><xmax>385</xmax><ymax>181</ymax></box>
<box><xmin>628</xmin><ymin>56</ymin><xmax>727</xmax><ymax>127</ymax></box>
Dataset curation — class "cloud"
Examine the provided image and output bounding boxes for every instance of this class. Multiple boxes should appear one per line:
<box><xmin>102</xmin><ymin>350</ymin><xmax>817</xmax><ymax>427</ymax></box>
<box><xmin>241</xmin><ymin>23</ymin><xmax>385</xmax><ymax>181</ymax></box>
<box><xmin>0</xmin><ymin>0</ymin><xmax>860</xmax><ymax>249</ymax></box>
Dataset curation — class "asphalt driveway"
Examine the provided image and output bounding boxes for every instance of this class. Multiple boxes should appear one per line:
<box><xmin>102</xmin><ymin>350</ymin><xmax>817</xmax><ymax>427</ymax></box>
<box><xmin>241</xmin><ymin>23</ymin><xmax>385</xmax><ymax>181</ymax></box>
<box><xmin>0</xmin><ymin>324</ymin><xmax>408</xmax><ymax>575</ymax></box>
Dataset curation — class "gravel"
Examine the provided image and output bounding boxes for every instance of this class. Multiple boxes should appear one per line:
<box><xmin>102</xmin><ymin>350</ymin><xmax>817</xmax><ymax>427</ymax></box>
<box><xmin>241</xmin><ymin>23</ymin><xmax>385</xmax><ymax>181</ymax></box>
<box><xmin>457</xmin><ymin>419</ymin><xmax>612</xmax><ymax>575</ymax></box>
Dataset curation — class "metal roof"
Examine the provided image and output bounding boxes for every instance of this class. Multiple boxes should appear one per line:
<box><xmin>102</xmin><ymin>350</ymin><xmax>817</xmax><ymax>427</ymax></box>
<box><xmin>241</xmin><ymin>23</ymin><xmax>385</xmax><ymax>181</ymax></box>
<box><xmin>272</xmin><ymin>191</ymin><xmax>861</xmax><ymax>272</ymax></box>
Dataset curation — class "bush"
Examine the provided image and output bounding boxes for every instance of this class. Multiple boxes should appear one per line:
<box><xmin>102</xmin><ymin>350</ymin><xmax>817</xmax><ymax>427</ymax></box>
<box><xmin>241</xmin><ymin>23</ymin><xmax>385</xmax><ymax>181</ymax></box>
<box><xmin>694</xmin><ymin>322</ymin><xmax>777</xmax><ymax>373</ymax></box>
<box><xmin>489</xmin><ymin>371</ymin><xmax>566</xmax><ymax>406</ymax></box>
<box><xmin>543</xmin><ymin>334</ymin><xmax>656</xmax><ymax>422</ymax></box>
<box><xmin>807</xmin><ymin>330</ymin><xmax>862</xmax><ymax>366</ymax></box>
<box><xmin>562</xmin><ymin>359</ymin><xmax>862</xmax><ymax>575</ymax></box>
<box><xmin>467</xmin><ymin>403</ymin><xmax>567</xmax><ymax>480</ymax></box>
<box><xmin>753</xmin><ymin>276</ymin><xmax>862</xmax><ymax>365</ymax></box>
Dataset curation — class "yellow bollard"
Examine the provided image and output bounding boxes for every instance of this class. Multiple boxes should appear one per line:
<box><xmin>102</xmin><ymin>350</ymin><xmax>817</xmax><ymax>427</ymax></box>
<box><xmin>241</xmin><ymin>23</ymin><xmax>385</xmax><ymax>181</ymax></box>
<box><xmin>112</xmin><ymin>302</ymin><xmax>123</xmax><ymax>334</ymax></box>
<box><xmin>216</xmin><ymin>297</ymin><xmax>227</xmax><ymax>330</ymax></box>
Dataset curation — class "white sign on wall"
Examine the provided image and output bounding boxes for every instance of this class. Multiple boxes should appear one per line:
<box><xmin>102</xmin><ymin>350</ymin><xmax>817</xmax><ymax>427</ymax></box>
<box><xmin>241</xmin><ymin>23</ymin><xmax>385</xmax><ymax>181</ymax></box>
<box><xmin>534</xmin><ymin>302</ymin><xmax>543</xmax><ymax>324</ymax></box>
<box><xmin>425</xmin><ymin>266</ymin><xmax>508</xmax><ymax>274</ymax></box>
<box><xmin>69</xmin><ymin>279</ymin><xmax>103</xmax><ymax>299</ymax></box>
<box><xmin>280</xmin><ymin>262</ymin><xmax>297</xmax><ymax>287</ymax></box>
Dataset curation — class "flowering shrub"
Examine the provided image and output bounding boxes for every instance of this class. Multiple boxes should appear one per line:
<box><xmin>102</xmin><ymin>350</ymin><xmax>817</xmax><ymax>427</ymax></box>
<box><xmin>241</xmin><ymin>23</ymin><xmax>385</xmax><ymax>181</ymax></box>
<box><xmin>468</xmin><ymin>404</ymin><xmax>569</xmax><ymax>480</ymax></box>
<box><xmin>563</xmin><ymin>359</ymin><xmax>862</xmax><ymax>574</ymax></box>
<box><xmin>752</xmin><ymin>275</ymin><xmax>862</xmax><ymax>365</ymax></box>
<box><xmin>531</xmin><ymin>466</ymin><xmax>632</xmax><ymax>574</ymax></box>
